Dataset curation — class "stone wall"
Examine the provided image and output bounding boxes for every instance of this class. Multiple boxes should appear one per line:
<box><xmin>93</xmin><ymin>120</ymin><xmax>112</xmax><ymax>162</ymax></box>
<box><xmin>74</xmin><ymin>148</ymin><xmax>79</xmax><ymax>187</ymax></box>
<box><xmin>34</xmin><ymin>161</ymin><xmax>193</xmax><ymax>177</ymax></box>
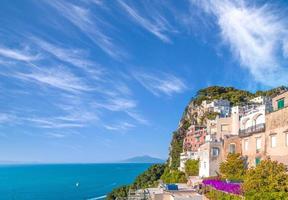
<box><xmin>241</xmin><ymin>132</ymin><xmax>266</xmax><ymax>167</ymax></box>
<box><xmin>223</xmin><ymin>135</ymin><xmax>242</xmax><ymax>159</ymax></box>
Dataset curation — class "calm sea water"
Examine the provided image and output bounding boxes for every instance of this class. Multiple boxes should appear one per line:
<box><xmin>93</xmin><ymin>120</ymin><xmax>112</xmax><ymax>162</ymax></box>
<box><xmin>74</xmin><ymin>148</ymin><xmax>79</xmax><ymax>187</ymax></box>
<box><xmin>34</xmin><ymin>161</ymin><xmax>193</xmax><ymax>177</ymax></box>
<box><xmin>0</xmin><ymin>163</ymin><xmax>152</xmax><ymax>200</ymax></box>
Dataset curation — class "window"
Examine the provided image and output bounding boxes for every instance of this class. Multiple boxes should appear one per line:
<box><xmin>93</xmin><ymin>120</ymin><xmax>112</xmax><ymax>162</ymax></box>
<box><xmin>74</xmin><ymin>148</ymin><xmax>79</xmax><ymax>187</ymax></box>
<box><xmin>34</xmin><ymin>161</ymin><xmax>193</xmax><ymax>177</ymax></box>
<box><xmin>244</xmin><ymin>139</ymin><xmax>249</xmax><ymax>151</ymax></box>
<box><xmin>256</xmin><ymin>137</ymin><xmax>261</xmax><ymax>150</ymax></box>
<box><xmin>221</xmin><ymin>124</ymin><xmax>229</xmax><ymax>131</ymax></box>
<box><xmin>212</xmin><ymin>147</ymin><xmax>220</xmax><ymax>156</ymax></box>
<box><xmin>229</xmin><ymin>144</ymin><xmax>236</xmax><ymax>154</ymax></box>
<box><xmin>271</xmin><ymin>135</ymin><xmax>276</xmax><ymax>148</ymax></box>
<box><xmin>255</xmin><ymin>157</ymin><xmax>261</xmax><ymax>166</ymax></box>
<box><xmin>277</xmin><ymin>98</ymin><xmax>284</xmax><ymax>109</ymax></box>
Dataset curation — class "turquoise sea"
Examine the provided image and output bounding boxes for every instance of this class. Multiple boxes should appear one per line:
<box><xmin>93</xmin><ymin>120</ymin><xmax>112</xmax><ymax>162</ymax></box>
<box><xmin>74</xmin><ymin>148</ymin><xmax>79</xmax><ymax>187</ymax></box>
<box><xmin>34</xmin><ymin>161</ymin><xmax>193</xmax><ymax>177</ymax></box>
<box><xmin>0</xmin><ymin>163</ymin><xmax>152</xmax><ymax>200</ymax></box>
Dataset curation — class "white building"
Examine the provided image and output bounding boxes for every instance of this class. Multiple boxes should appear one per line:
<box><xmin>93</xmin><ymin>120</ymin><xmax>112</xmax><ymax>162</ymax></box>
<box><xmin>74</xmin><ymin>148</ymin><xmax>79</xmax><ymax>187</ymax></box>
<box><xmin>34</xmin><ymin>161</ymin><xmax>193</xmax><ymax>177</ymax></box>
<box><xmin>239</xmin><ymin>104</ymin><xmax>266</xmax><ymax>137</ymax></box>
<box><xmin>179</xmin><ymin>151</ymin><xmax>199</xmax><ymax>172</ymax></box>
<box><xmin>198</xmin><ymin>141</ymin><xmax>223</xmax><ymax>177</ymax></box>
<box><xmin>202</xmin><ymin>99</ymin><xmax>231</xmax><ymax>117</ymax></box>
<box><xmin>250</xmin><ymin>96</ymin><xmax>272</xmax><ymax>112</ymax></box>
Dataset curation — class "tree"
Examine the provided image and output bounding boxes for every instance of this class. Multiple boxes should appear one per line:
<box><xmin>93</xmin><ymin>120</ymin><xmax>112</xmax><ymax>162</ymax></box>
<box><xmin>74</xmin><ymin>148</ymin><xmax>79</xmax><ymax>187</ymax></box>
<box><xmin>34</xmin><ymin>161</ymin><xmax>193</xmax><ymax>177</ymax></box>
<box><xmin>185</xmin><ymin>159</ymin><xmax>199</xmax><ymax>176</ymax></box>
<box><xmin>194</xmin><ymin>86</ymin><xmax>254</xmax><ymax>106</ymax></box>
<box><xmin>243</xmin><ymin>159</ymin><xmax>288</xmax><ymax>199</ymax></box>
<box><xmin>169</xmin><ymin>131</ymin><xmax>185</xmax><ymax>170</ymax></box>
<box><xmin>220</xmin><ymin>153</ymin><xmax>245</xmax><ymax>181</ymax></box>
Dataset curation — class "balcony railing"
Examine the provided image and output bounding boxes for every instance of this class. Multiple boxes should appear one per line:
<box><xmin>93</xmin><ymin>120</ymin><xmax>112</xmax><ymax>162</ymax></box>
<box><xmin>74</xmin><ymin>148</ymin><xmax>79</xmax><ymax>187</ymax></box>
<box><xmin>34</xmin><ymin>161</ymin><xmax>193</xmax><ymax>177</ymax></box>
<box><xmin>239</xmin><ymin>123</ymin><xmax>265</xmax><ymax>137</ymax></box>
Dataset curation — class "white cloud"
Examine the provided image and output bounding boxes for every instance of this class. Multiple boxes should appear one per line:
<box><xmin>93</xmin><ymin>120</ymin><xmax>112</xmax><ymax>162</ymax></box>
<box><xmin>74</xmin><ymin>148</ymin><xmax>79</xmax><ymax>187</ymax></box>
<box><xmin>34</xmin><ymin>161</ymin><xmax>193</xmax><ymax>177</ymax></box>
<box><xmin>46</xmin><ymin>0</ymin><xmax>125</xmax><ymax>59</ymax></box>
<box><xmin>117</xmin><ymin>0</ymin><xmax>175</xmax><ymax>43</ymax></box>
<box><xmin>32</xmin><ymin>38</ymin><xmax>89</xmax><ymax>67</ymax></box>
<box><xmin>133</xmin><ymin>71</ymin><xmax>187</xmax><ymax>96</ymax></box>
<box><xmin>31</xmin><ymin>37</ymin><xmax>104</xmax><ymax>79</ymax></box>
<box><xmin>45</xmin><ymin>132</ymin><xmax>67</xmax><ymax>138</ymax></box>
<box><xmin>0</xmin><ymin>46</ymin><xmax>39</xmax><ymax>62</ymax></box>
<box><xmin>0</xmin><ymin>113</ymin><xmax>14</xmax><ymax>123</ymax></box>
<box><xmin>24</xmin><ymin>117</ymin><xmax>85</xmax><ymax>129</ymax></box>
<box><xmin>94</xmin><ymin>97</ymin><xmax>137</xmax><ymax>111</ymax></box>
<box><xmin>190</xmin><ymin>0</ymin><xmax>288</xmax><ymax>86</ymax></box>
<box><xmin>126</xmin><ymin>111</ymin><xmax>149</xmax><ymax>125</ymax></box>
<box><xmin>104</xmin><ymin>121</ymin><xmax>135</xmax><ymax>131</ymax></box>
<box><xmin>15</xmin><ymin>67</ymin><xmax>92</xmax><ymax>93</ymax></box>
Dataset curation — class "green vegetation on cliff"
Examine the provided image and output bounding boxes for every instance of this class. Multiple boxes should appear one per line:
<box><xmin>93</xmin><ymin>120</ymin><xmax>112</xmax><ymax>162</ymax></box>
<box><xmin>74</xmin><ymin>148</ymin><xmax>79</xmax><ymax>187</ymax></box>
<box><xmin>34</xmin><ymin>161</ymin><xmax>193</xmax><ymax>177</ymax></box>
<box><xmin>131</xmin><ymin>164</ymin><xmax>166</xmax><ymax>189</ymax></box>
<box><xmin>107</xmin><ymin>164</ymin><xmax>165</xmax><ymax>200</ymax></box>
<box><xmin>169</xmin><ymin>131</ymin><xmax>185</xmax><ymax>170</ymax></box>
<box><xmin>107</xmin><ymin>185</ymin><xmax>130</xmax><ymax>200</ymax></box>
<box><xmin>193</xmin><ymin>86</ymin><xmax>254</xmax><ymax>106</ymax></box>
<box><xmin>193</xmin><ymin>86</ymin><xmax>288</xmax><ymax>106</ymax></box>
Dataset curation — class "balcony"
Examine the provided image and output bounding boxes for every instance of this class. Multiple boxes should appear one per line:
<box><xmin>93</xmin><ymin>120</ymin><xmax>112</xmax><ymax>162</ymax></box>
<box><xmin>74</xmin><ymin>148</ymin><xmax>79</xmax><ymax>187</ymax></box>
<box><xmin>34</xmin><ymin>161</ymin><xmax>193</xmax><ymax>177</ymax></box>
<box><xmin>239</xmin><ymin>123</ymin><xmax>265</xmax><ymax>138</ymax></box>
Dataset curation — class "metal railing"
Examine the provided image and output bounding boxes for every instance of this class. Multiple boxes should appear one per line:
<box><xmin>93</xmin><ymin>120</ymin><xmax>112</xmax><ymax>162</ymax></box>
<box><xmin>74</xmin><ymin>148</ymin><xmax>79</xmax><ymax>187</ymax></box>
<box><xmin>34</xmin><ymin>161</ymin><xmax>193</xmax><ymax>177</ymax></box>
<box><xmin>239</xmin><ymin>123</ymin><xmax>265</xmax><ymax>137</ymax></box>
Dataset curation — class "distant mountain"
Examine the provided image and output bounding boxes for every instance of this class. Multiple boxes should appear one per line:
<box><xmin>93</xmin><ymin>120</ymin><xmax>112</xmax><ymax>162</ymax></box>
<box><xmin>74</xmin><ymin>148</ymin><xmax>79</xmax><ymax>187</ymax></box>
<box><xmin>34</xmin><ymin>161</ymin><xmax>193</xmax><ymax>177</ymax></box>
<box><xmin>121</xmin><ymin>155</ymin><xmax>165</xmax><ymax>163</ymax></box>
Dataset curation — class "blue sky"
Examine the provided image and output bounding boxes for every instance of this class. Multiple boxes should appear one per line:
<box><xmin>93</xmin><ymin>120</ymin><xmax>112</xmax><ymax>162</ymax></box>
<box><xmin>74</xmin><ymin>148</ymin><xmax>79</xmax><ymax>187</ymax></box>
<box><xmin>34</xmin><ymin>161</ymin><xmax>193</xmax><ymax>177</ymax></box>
<box><xmin>1</xmin><ymin>0</ymin><xmax>288</xmax><ymax>163</ymax></box>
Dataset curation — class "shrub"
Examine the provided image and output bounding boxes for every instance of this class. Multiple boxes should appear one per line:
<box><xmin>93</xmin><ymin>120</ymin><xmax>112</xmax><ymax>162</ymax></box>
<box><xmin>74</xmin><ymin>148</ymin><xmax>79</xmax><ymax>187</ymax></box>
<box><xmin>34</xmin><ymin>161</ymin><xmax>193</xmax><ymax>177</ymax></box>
<box><xmin>220</xmin><ymin>153</ymin><xmax>245</xmax><ymax>181</ymax></box>
<box><xmin>185</xmin><ymin>159</ymin><xmax>199</xmax><ymax>176</ymax></box>
<box><xmin>107</xmin><ymin>164</ymin><xmax>166</xmax><ymax>199</ymax></box>
<box><xmin>243</xmin><ymin>159</ymin><xmax>288</xmax><ymax>199</ymax></box>
<box><xmin>161</xmin><ymin>168</ymin><xmax>187</xmax><ymax>183</ymax></box>
<box><xmin>106</xmin><ymin>185</ymin><xmax>130</xmax><ymax>200</ymax></box>
<box><xmin>202</xmin><ymin>179</ymin><xmax>242</xmax><ymax>195</ymax></box>
<box><xmin>206</xmin><ymin>188</ymin><xmax>242</xmax><ymax>200</ymax></box>
<box><xmin>132</xmin><ymin>164</ymin><xmax>166</xmax><ymax>189</ymax></box>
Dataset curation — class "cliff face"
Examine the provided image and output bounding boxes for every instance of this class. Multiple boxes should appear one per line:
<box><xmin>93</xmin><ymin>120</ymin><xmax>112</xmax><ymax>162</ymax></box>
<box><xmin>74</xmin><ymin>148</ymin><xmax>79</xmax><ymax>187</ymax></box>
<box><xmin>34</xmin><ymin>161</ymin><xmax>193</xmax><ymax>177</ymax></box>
<box><xmin>167</xmin><ymin>86</ymin><xmax>288</xmax><ymax>170</ymax></box>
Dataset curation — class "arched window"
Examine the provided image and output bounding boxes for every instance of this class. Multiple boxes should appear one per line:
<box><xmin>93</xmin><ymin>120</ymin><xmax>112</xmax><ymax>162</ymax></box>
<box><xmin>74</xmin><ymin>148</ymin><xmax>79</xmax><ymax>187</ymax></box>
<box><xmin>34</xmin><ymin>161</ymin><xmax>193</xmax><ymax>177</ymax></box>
<box><xmin>254</xmin><ymin>114</ymin><xmax>264</xmax><ymax>126</ymax></box>
<box><xmin>242</xmin><ymin>118</ymin><xmax>250</xmax><ymax>130</ymax></box>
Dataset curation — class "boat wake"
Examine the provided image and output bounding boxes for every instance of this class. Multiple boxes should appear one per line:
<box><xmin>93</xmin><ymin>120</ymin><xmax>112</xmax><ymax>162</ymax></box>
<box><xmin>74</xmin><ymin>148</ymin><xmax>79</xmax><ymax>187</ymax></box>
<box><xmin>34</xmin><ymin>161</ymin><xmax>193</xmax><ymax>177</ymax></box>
<box><xmin>87</xmin><ymin>195</ymin><xmax>107</xmax><ymax>200</ymax></box>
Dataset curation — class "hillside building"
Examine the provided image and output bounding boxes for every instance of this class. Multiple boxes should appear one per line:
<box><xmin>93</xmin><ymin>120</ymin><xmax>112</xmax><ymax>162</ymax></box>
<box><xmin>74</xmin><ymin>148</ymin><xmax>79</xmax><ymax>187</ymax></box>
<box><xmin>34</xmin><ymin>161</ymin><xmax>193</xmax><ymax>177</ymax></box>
<box><xmin>265</xmin><ymin>91</ymin><xmax>288</xmax><ymax>166</ymax></box>
<box><xmin>198</xmin><ymin>141</ymin><xmax>223</xmax><ymax>177</ymax></box>
<box><xmin>201</xmin><ymin>99</ymin><xmax>231</xmax><ymax>117</ymax></box>
<box><xmin>183</xmin><ymin>125</ymin><xmax>207</xmax><ymax>152</ymax></box>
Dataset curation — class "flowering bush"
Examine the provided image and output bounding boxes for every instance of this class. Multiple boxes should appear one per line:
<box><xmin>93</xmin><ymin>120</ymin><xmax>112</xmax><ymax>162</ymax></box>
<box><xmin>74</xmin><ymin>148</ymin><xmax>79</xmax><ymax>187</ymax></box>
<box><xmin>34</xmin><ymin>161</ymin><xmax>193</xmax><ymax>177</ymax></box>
<box><xmin>202</xmin><ymin>179</ymin><xmax>242</xmax><ymax>195</ymax></box>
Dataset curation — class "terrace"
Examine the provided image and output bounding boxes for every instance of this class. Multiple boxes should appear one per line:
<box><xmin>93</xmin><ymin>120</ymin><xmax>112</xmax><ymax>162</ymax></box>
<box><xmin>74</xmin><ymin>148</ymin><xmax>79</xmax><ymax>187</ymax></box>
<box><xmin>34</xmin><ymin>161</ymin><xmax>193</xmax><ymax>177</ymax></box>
<box><xmin>239</xmin><ymin>123</ymin><xmax>265</xmax><ymax>138</ymax></box>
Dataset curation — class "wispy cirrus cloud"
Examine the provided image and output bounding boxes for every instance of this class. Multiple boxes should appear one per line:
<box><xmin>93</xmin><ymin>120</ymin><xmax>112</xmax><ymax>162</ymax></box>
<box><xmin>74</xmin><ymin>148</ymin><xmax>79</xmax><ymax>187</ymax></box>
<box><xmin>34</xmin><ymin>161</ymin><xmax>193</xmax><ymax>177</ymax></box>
<box><xmin>94</xmin><ymin>97</ymin><xmax>137</xmax><ymax>112</ymax></box>
<box><xmin>133</xmin><ymin>71</ymin><xmax>187</xmax><ymax>96</ymax></box>
<box><xmin>31</xmin><ymin>37</ymin><xmax>104</xmax><ymax>79</ymax></box>
<box><xmin>126</xmin><ymin>111</ymin><xmax>149</xmax><ymax>125</ymax></box>
<box><xmin>117</xmin><ymin>0</ymin><xmax>175</xmax><ymax>43</ymax></box>
<box><xmin>24</xmin><ymin>116</ymin><xmax>89</xmax><ymax>129</ymax></box>
<box><xmin>32</xmin><ymin>38</ymin><xmax>90</xmax><ymax>67</ymax></box>
<box><xmin>104</xmin><ymin>121</ymin><xmax>135</xmax><ymax>131</ymax></box>
<box><xmin>15</xmin><ymin>67</ymin><xmax>92</xmax><ymax>93</ymax></box>
<box><xmin>190</xmin><ymin>0</ymin><xmax>288</xmax><ymax>86</ymax></box>
<box><xmin>46</xmin><ymin>0</ymin><xmax>125</xmax><ymax>59</ymax></box>
<box><xmin>45</xmin><ymin>132</ymin><xmax>67</xmax><ymax>138</ymax></box>
<box><xmin>0</xmin><ymin>46</ymin><xmax>39</xmax><ymax>62</ymax></box>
